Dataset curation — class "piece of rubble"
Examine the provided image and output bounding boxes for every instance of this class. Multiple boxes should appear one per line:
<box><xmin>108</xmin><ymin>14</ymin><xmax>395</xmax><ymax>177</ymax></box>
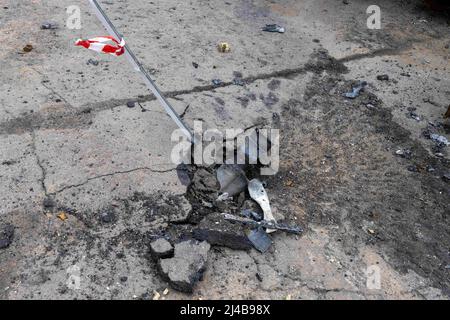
<box><xmin>23</xmin><ymin>44</ymin><xmax>33</xmax><ymax>53</ymax></box>
<box><xmin>150</xmin><ymin>238</ymin><xmax>174</xmax><ymax>259</ymax></box>
<box><xmin>100</xmin><ymin>211</ymin><xmax>115</xmax><ymax>223</ymax></box>
<box><xmin>409</xmin><ymin>111</ymin><xmax>421</xmax><ymax>122</ymax></box>
<box><xmin>158</xmin><ymin>240</ymin><xmax>210</xmax><ymax>293</ymax></box>
<box><xmin>41</xmin><ymin>22</ymin><xmax>58</xmax><ymax>29</ymax></box>
<box><xmin>430</xmin><ymin>134</ymin><xmax>449</xmax><ymax>146</ymax></box>
<box><xmin>241</xmin><ymin>199</ymin><xmax>264</xmax><ymax>215</ymax></box>
<box><xmin>395</xmin><ymin>149</ymin><xmax>412</xmax><ymax>159</ymax></box>
<box><xmin>445</xmin><ymin>105</ymin><xmax>450</xmax><ymax>119</ymax></box>
<box><xmin>343</xmin><ymin>81</ymin><xmax>367</xmax><ymax>99</ymax></box>
<box><xmin>217</xmin><ymin>42</ymin><xmax>231</xmax><ymax>53</ymax></box>
<box><xmin>262</xmin><ymin>24</ymin><xmax>285</xmax><ymax>33</ymax></box>
<box><xmin>57</xmin><ymin>212</ymin><xmax>68</xmax><ymax>221</ymax></box>
<box><xmin>217</xmin><ymin>164</ymin><xmax>248</xmax><ymax>197</ymax></box>
<box><xmin>167</xmin><ymin>195</ymin><xmax>192</xmax><ymax>223</ymax></box>
<box><xmin>193</xmin><ymin>212</ymin><xmax>253</xmax><ymax>250</ymax></box>
<box><xmin>0</xmin><ymin>224</ymin><xmax>14</xmax><ymax>249</ymax></box>
<box><xmin>87</xmin><ymin>58</ymin><xmax>99</xmax><ymax>66</ymax></box>
<box><xmin>247</xmin><ymin>227</ymin><xmax>272</xmax><ymax>253</ymax></box>
<box><xmin>191</xmin><ymin>168</ymin><xmax>219</xmax><ymax>193</ymax></box>
<box><xmin>376</xmin><ymin>74</ymin><xmax>389</xmax><ymax>81</ymax></box>
<box><xmin>152</xmin><ymin>291</ymin><xmax>161</xmax><ymax>300</ymax></box>
<box><xmin>216</xmin><ymin>193</ymin><xmax>230</xmax><ymax>202</ymax></box>
<box><xmin>241</xmin><ymin>209</ymin><xmax>262</xmax><ymax>221</ymax></box>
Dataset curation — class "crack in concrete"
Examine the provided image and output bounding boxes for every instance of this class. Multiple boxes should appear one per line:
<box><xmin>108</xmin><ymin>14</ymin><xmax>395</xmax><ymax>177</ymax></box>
<box><xmin>51</xmin><ymin>166</ymin><xmax>177</xmax><ymax>195</ymax></box>
<box><xmin>180</xmin><ymin>104</ymin><xmax>191</xmax><ymax>119</ymax></box>
<box><xmin>31</xmin><ymin>66</ymin><xmax>76</xmax><ymax>111</ymax></box>
<box><xmin>30</xmin><ymin>131</ymin><xmax>48</xmax><ymax>196</ymax></box>
<box><xmin>281</xmin><ymin>272</ymin><xmax>363</xmax><ymax>299</ymax></box>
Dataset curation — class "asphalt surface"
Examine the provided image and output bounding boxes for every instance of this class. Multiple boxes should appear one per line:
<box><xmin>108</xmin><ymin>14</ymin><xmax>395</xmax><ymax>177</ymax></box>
<box><xmin>0</xmin><ymin>0</ymin><xmax>449</xmax><ymax>299</ymax></box>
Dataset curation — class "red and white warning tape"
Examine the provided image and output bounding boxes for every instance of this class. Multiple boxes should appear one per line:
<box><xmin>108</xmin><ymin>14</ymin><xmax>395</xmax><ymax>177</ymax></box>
<box><xmin>75</xmin><ymin>36</ymin><xmax>125</xmax><ymax>56</ymax></box>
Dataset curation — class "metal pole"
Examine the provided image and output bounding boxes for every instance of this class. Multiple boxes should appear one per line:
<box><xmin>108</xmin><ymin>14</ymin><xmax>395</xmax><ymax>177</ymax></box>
<box><xmin>88</xmin><ymin>0</ymin><xmax>196</xmax><ymax>144</ymax></box>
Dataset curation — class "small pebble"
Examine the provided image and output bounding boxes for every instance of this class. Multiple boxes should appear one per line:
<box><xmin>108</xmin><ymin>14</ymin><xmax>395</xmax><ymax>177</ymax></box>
<box><xmin>23</xmin><ymin>44</ymin><xmax>33</xmax><ymax>53</ymax></box>
<box><xmin>377</xmin><ymin>74</ymin><xmax>389</xmax><ymax>81</ymax></box>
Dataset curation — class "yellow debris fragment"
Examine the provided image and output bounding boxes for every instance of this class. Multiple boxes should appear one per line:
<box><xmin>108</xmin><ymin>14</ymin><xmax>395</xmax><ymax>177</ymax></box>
<box><xmin>57</xmin><ymin>212</ymin><xmax>68</xmax><ymax>221</ymax></box>
<box><xmin>218</xmin><ymin>42</ymin><xmax>231</xmax><ymax>53</ymax></box>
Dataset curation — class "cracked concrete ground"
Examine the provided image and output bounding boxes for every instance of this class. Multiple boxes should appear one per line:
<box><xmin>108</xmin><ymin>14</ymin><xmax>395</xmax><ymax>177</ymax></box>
<box><xmin>0</xmin><ymin>0</ymin><xmax>449</xmax><ymax>300</ymax></box>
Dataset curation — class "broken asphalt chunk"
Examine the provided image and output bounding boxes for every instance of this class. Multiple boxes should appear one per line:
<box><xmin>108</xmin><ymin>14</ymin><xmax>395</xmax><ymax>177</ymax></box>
<box><xmin>150</xmin><ymin>238</ymin><xmax>174</xmax><ymax>259</ymax></box>
<box><xmin>344</xmin><ymin>81</ymin><xmax>367</xmax><ymax>99</ymax></box>
<box><xmin>217</xmin><ymin>164</ymin><xmax>248</xmax><ymax>197</ymax></box>
<box><xmin>247</xmin><ymin>228</ymin><xmax>272</xmax><ymax>253</ymax></box>
<box><xmin>193</xmin><ymin>212</ymin><xmax>253</xmax><ymax>250</ymax></box>
<box><xmin>158</xmin><ymin>240</ymin><xmax>210</xmax><ymax>293</ymax></box>
<box><xmin>0</xmin><ymin>224</ymin><xmax>14</xmax><ymax>249</ymax></box>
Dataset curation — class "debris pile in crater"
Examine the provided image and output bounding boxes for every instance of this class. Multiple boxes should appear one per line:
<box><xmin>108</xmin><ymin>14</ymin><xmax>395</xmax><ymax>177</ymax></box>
<box><xmin>152</xmin><ymin>160</ymin><xmax>303</xmax><ymax>293</ymax></box>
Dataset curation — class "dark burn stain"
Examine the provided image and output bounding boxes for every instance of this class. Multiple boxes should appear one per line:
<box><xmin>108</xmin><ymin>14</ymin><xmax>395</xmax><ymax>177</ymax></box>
<box><xmin>276</xmin><ymin>71</ymin><xmax>450</xmax><ymax>294</ymax></box>
<box><xmin>0</xmin><ymin>109</ymin><xmax>94</xmax><ymax>135</ymax></box>
<box><xmin>0</xmin><ymin>49</ymin><xmax>348</xmax><ymax>136</ymax></box>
